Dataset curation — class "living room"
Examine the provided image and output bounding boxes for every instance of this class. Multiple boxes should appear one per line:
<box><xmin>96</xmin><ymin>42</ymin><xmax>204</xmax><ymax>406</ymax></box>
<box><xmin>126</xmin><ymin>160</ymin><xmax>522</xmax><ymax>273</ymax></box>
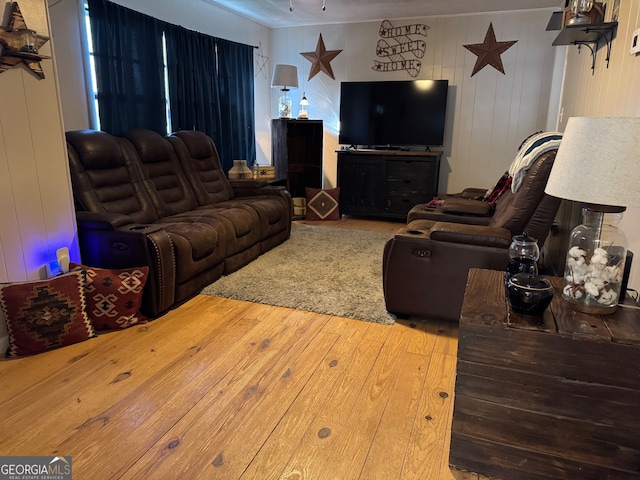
<box><xmin>3</xmin><ymin>0</ymin><xmax>639</xmax><ymax>292</ymax></box>
<box><xmin>0</xmin><ymin>0</ymin><xmax>639</xmax><ymax>478</ymax></box>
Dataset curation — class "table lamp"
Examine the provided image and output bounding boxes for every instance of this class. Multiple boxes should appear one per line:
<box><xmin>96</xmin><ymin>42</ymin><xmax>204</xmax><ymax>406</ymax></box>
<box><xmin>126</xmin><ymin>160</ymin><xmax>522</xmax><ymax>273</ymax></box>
<box><xmin>271</xmin><ymin>64</ymin><xmax>298</xmax><ymax>118</ymax></box>
<box><xmin>544</xmin><ymin>116</ymin><xmax>640</xmax><ymax>314</ymax></box>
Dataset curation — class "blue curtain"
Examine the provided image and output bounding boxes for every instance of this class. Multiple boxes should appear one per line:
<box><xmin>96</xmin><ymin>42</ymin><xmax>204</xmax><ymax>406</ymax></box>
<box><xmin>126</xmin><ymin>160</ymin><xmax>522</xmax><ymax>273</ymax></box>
<box><xmin>216</xmin><ymin>38</ymin><xmax>256</xmax><ymax>169</ymax></box>
<box><xmin>164</xmin><ymin>24</ymin><xmax>222</xmax><ymax>148</ymax></box>
<box><xmin>87</xmin><ymin>0</ymin><xmax>166</xmax><ymax>135</ymax></box>
<box><xmin>87</xmin><ymin>0</ymin><xmax>256</xmax><ymax>171</ymax></box>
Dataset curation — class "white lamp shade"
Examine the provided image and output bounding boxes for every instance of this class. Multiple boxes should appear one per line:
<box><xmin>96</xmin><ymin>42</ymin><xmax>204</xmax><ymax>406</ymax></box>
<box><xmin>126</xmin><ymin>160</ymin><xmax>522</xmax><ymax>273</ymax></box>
<box><xmin>545</xmin><ymin>116</ymin><xmax>640</xmax><ymax>208</ymax></box>
<box><xmin>271</xmin><ymin>64</ymin><xmax>299</xmax><ymax>89</ymax></box>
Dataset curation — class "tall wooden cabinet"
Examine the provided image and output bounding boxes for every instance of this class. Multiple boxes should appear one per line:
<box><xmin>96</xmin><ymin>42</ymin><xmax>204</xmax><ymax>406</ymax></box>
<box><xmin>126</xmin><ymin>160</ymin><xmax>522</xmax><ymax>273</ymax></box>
<box><xmin>271</xmin><ymin>119</ymin><xmax>323</xmax><ymax>198</ymax></box>
<box><xmin>337</xmin><ymin>150</ymin><xmax>442</xmax><ymax>220</ymax></box>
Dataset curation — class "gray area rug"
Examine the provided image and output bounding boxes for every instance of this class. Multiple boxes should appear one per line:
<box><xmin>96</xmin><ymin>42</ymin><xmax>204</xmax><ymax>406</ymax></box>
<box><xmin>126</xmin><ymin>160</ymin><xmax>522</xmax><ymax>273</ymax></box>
<box><xmin>201</xmin><ymin>224</ymin><xmax>396</xmax><ymax>325</ymax></box>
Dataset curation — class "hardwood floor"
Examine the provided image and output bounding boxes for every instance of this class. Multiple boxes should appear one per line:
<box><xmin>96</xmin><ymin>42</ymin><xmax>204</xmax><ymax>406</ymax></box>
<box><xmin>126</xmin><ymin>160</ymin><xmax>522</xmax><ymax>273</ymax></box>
<box><xmin>0</xmin><ymin>218</ymin><xmax>470</xmax><ymax>480</ymax></box>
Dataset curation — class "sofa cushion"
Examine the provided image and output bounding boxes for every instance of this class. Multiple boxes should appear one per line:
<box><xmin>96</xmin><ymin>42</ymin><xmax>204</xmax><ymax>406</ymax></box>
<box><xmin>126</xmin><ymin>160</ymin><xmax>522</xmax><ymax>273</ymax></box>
<box><xmin>440</xmin><ymin>198</ymin><xmax>492</xmax><ymax>216</ymax></box>
<box><xmin>66</xmin><ymin>130</ymin><xmax>160</xmax><ymax>224</ymax></box>
<box><xmin>71</xmin><ymin>263</ymin><xmax>149</xmax><ymax>330</ymax></box>
<box><xmin>170</xmin><ymin>204</ymin><xmax>262</xmax><ymax>262</ymax></box>
<box><xmin>0</xmin><ymin>270</ymin><xmax>97</xmax><ymax>358</ymax></box>
<box><xmin>168</xmin><ymin>131</ymin><xmax>235</xmax><ymax>205</ymax></box>
<box><xmin>121</xmin><ymin>129</ymin><xmax>199</xmax><ymax>217</ymax></box>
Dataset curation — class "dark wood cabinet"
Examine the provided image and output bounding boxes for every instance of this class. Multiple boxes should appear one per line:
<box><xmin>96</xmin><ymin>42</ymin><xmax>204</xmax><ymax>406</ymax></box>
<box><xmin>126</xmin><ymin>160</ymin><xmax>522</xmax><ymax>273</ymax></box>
<box><xmin>451</xmin><ymin>268</ymin><xmax>640</xmax><ymax>480</ymax></box>
<box><xmin>271</xmin><ymin>119</ymin><xmax>323</xmax><ymax>198</ymax></box>
<box><xmin>337</xmin><ymin>150</ymin><xmax>441</xmax><ymax>220</ymax></box>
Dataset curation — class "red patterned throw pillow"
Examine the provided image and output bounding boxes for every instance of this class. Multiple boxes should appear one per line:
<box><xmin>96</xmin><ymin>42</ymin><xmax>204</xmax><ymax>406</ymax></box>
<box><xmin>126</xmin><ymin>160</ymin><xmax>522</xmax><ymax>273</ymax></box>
<box><xmin>306</xmin><ymin>187</ymin><xmax>340</xmax><ymax>221</ymax></box>
<box><xmin>0</xmin><ymin>270</ymin><xmax>96</xmax><ymax>358</ymax></box>
<box><xmin>71</xmin><ymin>263</ymin><xmax>149</xmax><ymax>330</ymax></box>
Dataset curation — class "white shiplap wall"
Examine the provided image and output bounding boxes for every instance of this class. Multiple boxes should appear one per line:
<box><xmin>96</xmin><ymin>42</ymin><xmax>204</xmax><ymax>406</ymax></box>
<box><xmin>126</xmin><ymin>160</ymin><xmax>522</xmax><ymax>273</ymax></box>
<box><xmin>0</xmin><ymin>0</ymin><xmax>79</xmax><ymax>349</ymax></box>
<box><xmin>270</xmin><ymin>9</ymin><xmax>561</xmax><ymax>192</ymax></box>
<box><xmin>557</xmin><ymin>0</ymin><xmax>640</xmax><ymax>288</ymax></box>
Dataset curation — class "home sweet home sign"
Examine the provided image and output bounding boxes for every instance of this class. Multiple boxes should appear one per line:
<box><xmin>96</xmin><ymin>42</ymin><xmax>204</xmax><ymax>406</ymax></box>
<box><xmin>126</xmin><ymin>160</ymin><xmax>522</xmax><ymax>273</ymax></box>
<box><xmin>372</xmin><ymin>20</ymin><xmax>429</xmax><ymax>77</ymax></box>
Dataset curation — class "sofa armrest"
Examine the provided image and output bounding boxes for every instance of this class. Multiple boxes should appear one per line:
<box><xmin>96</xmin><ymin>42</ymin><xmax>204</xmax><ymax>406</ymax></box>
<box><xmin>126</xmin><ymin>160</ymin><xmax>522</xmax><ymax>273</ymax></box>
<box><xmin>231</xmin><ymin>181</ymin><xmax>290</xmax><ymax>198</ymax></box>
<box><xmin>435</xmin><ymin>187</ymin><xmax>487</xmax><ymax>200</ymax></box>
<box><xmin>440</xmin><ymin>198</ymin><xmax>492</xmax><ymax>216</ymax></box>
<box><xmin>229</xmin><ymin>178</ymin><xmax>269</xmax><ymax>189</ymax></box>
<box><xmin>75</xmin><ymin>211</ymin><xmax>137</xmax><ymax>230</ymax></box>
<box><xmin>428</xmin><ymin>222</ymin><xmax>512</xmax><ymax>248</ymax></box>
<box><xmin>461</xmin><ymin>187</ymin><xmax>488</xmax><ymax>198</ymax></box>
<box><xmin>76</xmin><ymin>220</ymin><xmax>175</xmax><ymax>317</ymax></box>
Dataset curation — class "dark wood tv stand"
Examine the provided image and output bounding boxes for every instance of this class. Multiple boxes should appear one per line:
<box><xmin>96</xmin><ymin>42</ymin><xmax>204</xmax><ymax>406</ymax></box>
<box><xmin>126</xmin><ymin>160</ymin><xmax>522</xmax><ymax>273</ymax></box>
<box><xmin>336</xmin><ymin>149</ymin><xmax>441</xmax><ymax>220</ymax></box>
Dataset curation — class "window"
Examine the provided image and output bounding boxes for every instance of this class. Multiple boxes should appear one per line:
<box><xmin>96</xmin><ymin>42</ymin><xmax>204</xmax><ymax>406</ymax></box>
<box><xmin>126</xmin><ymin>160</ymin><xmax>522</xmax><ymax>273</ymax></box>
<box><xmin>83</xmin><ymin>3</ymin><xmax>171</xmax><ymax>134</ymax></box>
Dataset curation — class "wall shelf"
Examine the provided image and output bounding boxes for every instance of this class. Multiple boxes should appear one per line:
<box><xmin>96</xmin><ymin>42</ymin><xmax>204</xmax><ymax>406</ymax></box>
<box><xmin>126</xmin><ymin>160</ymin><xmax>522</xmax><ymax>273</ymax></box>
<box><xmin>552</xmin><ymin>22</ymin><xmax>618</xmax><ymax>73</ymax></box>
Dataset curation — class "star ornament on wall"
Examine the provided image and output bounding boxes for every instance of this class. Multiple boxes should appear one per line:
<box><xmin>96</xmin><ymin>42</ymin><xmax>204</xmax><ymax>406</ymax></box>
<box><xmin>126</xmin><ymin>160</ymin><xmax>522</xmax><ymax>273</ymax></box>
<box><xmin>300</xmin><ymin>33</ymin><xmax>342</xmax><ymax>81</ymax></box>
<box><xmin>0</xmin><ymin>2</ymin><xmax>50</xmax><ymax>79</ymax></box>
<box><xmin>463</xmin><ymin>23</ymin><xmax>517</xmax><ymax>77</ymax></box>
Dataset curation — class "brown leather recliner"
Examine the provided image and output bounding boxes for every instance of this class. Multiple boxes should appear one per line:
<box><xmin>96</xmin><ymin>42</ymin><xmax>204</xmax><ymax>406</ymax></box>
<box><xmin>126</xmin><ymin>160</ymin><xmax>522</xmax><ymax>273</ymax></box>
<box><xmin>382</xmin><ymin>149</ymin><xmax>560</xmax><ymax>322</ymax></box>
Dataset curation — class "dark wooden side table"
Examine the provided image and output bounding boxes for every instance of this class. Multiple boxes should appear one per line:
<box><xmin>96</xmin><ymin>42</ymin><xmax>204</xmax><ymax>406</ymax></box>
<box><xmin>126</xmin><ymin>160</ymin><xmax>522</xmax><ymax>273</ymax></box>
<box><xmin>450</xmin><ymin>268</ymin><xmax>640</xmax><ymax>480</ymax></box>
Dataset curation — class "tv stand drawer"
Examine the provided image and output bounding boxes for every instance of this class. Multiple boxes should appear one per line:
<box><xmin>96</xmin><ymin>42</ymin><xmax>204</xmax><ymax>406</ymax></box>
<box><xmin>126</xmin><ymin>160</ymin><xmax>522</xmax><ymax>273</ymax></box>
<box><xmin>337</xmin><ymin>150</ymin><xmax>441</xmax><ymax>220</ymax></box>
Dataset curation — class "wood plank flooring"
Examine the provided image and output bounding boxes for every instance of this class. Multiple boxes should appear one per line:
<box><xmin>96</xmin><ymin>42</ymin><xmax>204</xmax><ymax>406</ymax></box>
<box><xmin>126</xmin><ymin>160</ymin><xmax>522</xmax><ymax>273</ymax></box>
<box><xmin>0</xmin><ymin>218</ymin><xmax>469</xmax><ymax>480</ymax></box>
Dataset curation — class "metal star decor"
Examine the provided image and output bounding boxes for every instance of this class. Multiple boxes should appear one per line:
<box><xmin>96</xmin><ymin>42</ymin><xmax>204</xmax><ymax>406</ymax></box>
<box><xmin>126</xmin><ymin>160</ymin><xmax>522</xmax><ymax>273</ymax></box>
<box><xmin>463</xmin><ymin>23</ymin><xmax>517</xmax><ymax>77</ymax></box>
<box><xmin>254</xmin><ymin>41</ymin><xmax>269</xmax><ymax>79</ymax></box>
<box><xmin>300</xmin><ymin>33</ymin><xmax>342</xmax><ymax>81</ymax></box>
<box><xmin>0</xmin><ymin>1</ymin><xmax>50</xmax><ymax>79</ymax></box>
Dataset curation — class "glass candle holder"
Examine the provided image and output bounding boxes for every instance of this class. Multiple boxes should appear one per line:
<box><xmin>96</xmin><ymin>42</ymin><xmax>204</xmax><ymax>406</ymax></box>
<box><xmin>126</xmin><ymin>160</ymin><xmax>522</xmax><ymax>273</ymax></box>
<box><xmin>505</xmin><ymin>234</ymin><xmax>540</xmax><ymax>285</ymax></box>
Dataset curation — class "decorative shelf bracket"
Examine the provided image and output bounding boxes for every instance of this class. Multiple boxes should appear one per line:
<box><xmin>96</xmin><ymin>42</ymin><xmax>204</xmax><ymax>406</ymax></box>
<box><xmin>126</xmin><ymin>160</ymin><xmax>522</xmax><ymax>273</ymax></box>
<box><xmin>552</xmin><ymin>22</ymin><xmax>618</xmax><ymax>74</ymax></box>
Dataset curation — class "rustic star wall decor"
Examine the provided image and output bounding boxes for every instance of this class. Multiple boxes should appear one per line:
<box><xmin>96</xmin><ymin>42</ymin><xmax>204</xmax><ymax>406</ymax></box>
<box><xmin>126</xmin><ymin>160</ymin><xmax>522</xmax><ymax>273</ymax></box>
<box><xmin>254</xmin><ymin>41</ymin><xmax>269</xmax><ymax>79</ymax></box>
<box><xmin>463</xmin><ymin>23</ymin><xmax>517</xmax><ymax>77</ymax></box>
<box><xmin>0</xmin><ymin>2</ymin><xmax>50</xmax><ymax>79</ymax></box>
<box><xmin>300</xmin><ymin>33</ymin><xmax>342</xmax><ymax>81</ymax></box>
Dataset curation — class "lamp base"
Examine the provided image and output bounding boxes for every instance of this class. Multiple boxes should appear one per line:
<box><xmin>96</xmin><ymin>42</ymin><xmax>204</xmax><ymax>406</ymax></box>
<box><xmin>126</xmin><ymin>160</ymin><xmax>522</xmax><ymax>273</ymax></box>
<box><xmin>561</xmin><ymin>205</ymin><xmax>627</xmax><ymax>316</ymax></box>
<box><xmin>561</xmin><ymin>296</ymin><xmax>618</xmax><ymax>315</ymax></box>
<box><xmin>278</xmin><ymin>91</ymin><xmax>293</xmax><ymax>118</ymax></box>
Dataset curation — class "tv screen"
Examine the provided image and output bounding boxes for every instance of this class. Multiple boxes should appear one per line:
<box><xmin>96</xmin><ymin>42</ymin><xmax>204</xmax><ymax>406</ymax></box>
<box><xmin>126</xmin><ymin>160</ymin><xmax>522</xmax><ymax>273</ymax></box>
<box><xmin>339</xmin><ymin>80</ymin><xmax>448</xmax><ymax>148</ymax></box>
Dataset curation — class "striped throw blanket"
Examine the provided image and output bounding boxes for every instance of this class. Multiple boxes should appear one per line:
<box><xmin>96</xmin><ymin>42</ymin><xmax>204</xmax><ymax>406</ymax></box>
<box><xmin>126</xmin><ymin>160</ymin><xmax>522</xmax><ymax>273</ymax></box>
<box><xmin>508</xmin><ymin>131</ymin><xmax>562</xmax><ymax>192</ymax></box>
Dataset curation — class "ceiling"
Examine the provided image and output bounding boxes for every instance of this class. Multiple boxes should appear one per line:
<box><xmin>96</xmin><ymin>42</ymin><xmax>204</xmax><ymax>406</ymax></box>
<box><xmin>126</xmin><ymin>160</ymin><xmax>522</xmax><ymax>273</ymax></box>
<box><xmin>207</xmin><ymin>0</ymin><xmax>562</xmax><ymax>28</ymax></box>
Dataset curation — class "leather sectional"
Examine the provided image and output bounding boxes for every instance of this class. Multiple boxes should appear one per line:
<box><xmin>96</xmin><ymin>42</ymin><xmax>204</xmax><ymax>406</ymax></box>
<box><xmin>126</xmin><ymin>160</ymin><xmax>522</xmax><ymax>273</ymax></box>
<box><xmin>66</xmin><ymin>128</ymin><xmax>292</xmax><ymax>318</ymax></box>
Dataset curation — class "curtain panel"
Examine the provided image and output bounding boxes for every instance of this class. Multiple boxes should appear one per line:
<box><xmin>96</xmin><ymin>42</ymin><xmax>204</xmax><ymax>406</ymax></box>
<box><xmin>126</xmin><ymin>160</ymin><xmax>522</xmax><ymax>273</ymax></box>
<box><xmin>87</xmin><ymin>0</ymin><xmax>256</xmax><ymax>171</ymax></box>
<box><xmin>216</xmin><ymin>38</ymin><xmax>257</xmax><ymax>168</ymax></box>
<box><xmin>87</xmin><ymin>0</ymin><xmax>166</xmax><ymax>135</ymax></box>
<box><xmin>164</xmin><ymin>24</ymin><xmax>222</xmax><ymax>151</ymax></box>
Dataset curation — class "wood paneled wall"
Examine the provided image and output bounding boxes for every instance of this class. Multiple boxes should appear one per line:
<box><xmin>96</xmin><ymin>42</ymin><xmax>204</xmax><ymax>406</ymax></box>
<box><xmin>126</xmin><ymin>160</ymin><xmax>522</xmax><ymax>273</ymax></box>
<box><xmin>557</xmin><ymin>0</ymin><xmax>640</xmax><ymax>288</ymax></box>
<box><xmin>0</xmin><ymin>0</ymin><xmax>79</xmax><ymax>349</ymax></box>
<box><xmin>270</xmin><ymin>9</ymin><xmax>561</xmax><ymax>192</ymax></box>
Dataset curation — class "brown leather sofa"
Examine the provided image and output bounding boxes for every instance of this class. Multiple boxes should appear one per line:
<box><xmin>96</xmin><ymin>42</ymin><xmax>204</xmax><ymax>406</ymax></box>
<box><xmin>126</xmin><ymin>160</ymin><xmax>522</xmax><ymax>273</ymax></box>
<box><xmin>382</xmin><ymin>149</ymin><xmax>560</xmax><ymax>322</ymax></box>
<box><xmin>66</xmin><ymin>128</ymin><xmax>292</xmax><ymax>318</ymax></box>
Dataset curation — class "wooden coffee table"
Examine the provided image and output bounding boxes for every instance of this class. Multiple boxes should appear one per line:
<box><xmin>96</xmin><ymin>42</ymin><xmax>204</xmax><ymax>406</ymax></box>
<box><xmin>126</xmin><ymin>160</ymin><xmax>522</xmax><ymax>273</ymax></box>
<box><xmin>450</xmin><ymin>268</ymin><xmax>640</xmax><ymax>480</ymax></box>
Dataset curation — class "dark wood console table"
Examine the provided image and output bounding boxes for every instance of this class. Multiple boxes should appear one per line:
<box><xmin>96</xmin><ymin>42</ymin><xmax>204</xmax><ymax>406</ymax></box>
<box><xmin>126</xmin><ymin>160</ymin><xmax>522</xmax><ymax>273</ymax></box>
<box><xmin>451</xmin><ymin>268</ymin><xmax>640</xmax><ymax>480</ymax></box>
<box><xmin>336</xmin><ymin>149</ymin><xmax>441</xmax><ymax>220</ymax></box>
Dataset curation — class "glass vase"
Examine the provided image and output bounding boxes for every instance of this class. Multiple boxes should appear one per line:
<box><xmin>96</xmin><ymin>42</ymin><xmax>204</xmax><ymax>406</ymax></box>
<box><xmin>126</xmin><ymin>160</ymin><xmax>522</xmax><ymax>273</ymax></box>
<box><xmin>562</xmin><ymin>206</ymin><xmax>627</xmax><ymax>314</ymax></box>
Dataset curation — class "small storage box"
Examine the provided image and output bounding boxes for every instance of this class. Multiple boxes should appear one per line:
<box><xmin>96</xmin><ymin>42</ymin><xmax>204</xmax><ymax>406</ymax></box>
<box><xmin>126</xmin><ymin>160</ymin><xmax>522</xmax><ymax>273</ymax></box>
<box><xmin>257</xmin><ymin>165</ymin><xmax>275</xmax><ymax>179</ymax></box>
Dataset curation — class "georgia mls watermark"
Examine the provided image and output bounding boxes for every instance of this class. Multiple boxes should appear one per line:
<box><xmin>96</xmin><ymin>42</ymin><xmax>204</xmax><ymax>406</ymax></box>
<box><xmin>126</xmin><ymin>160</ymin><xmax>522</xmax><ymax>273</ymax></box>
<box><xmin>0</xmin><ymin>456</ymin><xmax>72</xmax><ymax>480</ymax></box>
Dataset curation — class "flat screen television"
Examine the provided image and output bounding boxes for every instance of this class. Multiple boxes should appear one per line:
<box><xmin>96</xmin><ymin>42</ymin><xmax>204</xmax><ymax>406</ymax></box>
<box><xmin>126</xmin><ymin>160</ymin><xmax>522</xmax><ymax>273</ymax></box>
<box><xmin>338</xmin><ymin>80</ymin><xmax>448</xmax><ymax>148</ymax></box>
